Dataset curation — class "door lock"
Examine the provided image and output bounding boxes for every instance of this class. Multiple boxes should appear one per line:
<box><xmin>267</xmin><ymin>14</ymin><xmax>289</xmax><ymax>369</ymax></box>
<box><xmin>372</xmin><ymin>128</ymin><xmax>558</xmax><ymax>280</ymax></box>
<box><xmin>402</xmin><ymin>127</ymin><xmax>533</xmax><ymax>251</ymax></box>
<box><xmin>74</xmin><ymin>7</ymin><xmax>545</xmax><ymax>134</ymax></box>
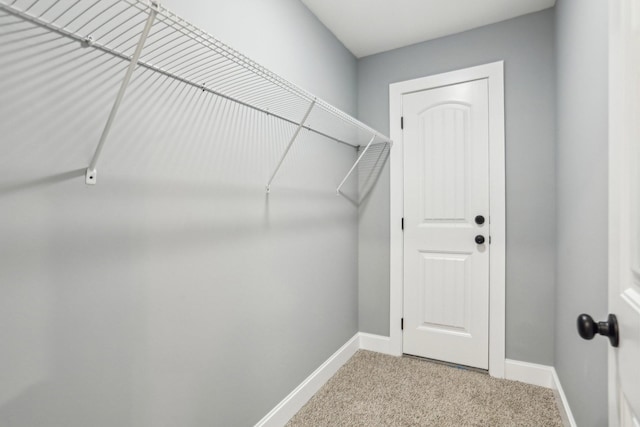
<box><xmin>475</xmin><ymin>215</ymin><xmax>485</xmax><ymax>225</ymax></box>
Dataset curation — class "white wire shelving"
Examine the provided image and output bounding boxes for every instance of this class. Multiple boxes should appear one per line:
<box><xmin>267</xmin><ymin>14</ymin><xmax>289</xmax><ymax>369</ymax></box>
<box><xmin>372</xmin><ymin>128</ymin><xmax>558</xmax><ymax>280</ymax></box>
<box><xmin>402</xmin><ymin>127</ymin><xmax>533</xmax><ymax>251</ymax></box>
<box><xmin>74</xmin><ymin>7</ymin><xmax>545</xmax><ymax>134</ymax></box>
<box><xmin>0</xmin><ymin>0</ymin><xmax>392</xmax><ymax>193</ymax></box>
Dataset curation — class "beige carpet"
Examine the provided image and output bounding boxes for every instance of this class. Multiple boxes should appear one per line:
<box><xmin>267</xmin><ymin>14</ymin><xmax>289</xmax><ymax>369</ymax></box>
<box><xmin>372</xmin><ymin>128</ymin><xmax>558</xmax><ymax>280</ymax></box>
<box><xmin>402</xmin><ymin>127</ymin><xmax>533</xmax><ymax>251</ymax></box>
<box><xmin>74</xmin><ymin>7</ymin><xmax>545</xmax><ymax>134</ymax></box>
<box><xmin>287</xmin><ymin>350</ymin><xmax>563</xmax><ymax>427</ymax></box>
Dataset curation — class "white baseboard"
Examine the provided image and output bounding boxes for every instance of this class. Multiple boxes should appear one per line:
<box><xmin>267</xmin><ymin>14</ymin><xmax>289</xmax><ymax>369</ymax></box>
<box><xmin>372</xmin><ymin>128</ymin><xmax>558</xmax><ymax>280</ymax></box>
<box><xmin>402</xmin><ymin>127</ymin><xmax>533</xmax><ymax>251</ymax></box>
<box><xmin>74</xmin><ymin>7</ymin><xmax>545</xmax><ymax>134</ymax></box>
<box><xmin>254</xmin><ymin>333</ymin><xmax>360</xmax><ymax>427</ymax></box>
<box><xmin>551</xmin><ymin>367</ymin><xmax>578</xmax><ymax>427</ymax></box>
<box><xmin>255</xmin><ymin>337</ymin><xmax>576</xmax><ymax>427</ymax></box>
<box><xmin>505</xmin><ymin>359</ymin><xmax>555</xmax><ymax>388</ymax></box>
<box><xmin>504</xmin><ymin>359</ymin><xmax>576</xmax><ymax>427</ymax></box>
<box><xmin>359</xmin><ymin>332</ymin><xmax>393</xmax><ymax>354</ymax></box>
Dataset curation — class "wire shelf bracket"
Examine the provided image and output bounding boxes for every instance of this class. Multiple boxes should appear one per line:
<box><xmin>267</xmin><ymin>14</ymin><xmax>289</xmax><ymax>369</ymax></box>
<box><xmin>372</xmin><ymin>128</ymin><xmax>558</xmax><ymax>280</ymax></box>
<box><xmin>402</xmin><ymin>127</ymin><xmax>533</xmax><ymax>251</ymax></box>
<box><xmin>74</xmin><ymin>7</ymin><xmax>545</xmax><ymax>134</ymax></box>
<box><xmin>336</xmin><ymin>134</ymin><xmax>376</xmax><ymax>195</ymax></box>
<box><xmin>85</xmin><ymin>2</ymin><xmax>159</xmax><ymax>185</ymax></box>
<box><xmin>266</xmin><ymin>99</ymin><xmax>316</xmax><ymax>193</ymax></box>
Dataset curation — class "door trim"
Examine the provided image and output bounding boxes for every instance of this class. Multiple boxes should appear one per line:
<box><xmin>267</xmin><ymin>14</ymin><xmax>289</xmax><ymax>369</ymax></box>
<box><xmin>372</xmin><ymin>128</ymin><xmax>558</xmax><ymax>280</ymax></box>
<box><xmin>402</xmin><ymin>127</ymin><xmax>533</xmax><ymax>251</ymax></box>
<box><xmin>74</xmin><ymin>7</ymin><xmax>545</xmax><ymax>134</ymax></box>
<box><xmin>388</xmin><ymin>61</ymin><xmax>506</xmax><ymax>377</ymax></box>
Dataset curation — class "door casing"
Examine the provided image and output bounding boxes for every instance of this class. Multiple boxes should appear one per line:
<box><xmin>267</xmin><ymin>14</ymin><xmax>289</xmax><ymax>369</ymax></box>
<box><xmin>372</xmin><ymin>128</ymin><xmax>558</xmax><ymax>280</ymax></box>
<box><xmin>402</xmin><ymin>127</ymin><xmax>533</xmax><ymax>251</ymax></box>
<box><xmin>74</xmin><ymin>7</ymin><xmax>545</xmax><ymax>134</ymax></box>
<box><xmin>388</xmin><ymin>61</ymin><xmax>506</xmax><ymax>377</ymax></box>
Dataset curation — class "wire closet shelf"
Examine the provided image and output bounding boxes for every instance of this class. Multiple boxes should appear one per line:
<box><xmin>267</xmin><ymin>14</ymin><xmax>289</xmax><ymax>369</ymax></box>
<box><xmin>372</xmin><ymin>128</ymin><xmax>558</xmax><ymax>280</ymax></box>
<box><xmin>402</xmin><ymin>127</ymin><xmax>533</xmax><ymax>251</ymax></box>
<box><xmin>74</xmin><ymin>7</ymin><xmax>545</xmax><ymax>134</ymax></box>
<box><xmin>0</xmin><ymin>0</ymin><xmax>392</xmax><ymax>193</ymax></box>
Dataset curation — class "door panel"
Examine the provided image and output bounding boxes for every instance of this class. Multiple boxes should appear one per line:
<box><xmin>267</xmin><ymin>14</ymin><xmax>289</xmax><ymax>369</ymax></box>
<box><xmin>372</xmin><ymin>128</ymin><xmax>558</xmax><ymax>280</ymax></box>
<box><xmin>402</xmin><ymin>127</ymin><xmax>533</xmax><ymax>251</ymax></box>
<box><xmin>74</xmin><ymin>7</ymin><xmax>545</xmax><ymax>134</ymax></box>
<box><xmin>420</xmin><ymin>104</ymin><xmax>470</xmax><ymax>222</ymax></box>
<box><xmin>418</xmin><ymin>251</ymin><xmax>470</xmax><ymax>332</ymax></box>
<box><xmin>610</xmin><ymin>0</ymin><xmax>640</xmax><ymax>424</ymax></box>
<box><xmin>403</xmin><ymin>79</ymin><xmax>489</xmax><ymax>369</ymax></box>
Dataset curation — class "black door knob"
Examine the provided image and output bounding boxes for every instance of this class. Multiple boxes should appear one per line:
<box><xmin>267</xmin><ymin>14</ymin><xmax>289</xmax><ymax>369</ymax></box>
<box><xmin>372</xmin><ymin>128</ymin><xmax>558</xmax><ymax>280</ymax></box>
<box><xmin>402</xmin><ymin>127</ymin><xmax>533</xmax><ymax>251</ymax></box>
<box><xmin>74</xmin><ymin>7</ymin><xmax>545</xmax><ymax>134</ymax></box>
<box><xmin>475</xmin><ymin>215</ymin><xmax>485</xmax><ymax>225</ymax></box>
<box><xmin>475</xmin><ymin>235</ymin><xmax>485</xmax><ymax>244</ymax></box>
<box><xmin>577</xmin><ymin>313</ymin><xmax>619</xmax><ymax>347</ymax></box>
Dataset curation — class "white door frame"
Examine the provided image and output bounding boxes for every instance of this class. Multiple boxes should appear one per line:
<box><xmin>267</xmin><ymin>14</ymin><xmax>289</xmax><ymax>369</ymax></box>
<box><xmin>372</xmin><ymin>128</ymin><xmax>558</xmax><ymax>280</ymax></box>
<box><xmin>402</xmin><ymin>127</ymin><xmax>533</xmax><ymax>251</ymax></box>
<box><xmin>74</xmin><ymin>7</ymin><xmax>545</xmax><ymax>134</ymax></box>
<box><xmin>388</xmin><ymin>61</ymin><xmax>506</xmax><ymax>377</ymax></box>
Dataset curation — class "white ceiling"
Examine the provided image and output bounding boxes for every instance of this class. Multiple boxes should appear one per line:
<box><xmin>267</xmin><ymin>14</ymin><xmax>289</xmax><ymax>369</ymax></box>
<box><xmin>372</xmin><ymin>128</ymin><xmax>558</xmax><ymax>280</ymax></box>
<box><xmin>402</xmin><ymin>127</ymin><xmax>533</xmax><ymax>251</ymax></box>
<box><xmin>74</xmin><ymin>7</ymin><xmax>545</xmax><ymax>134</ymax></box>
<box><xmin>300</xmin><ymin>0</ymin><xmax>556</xmax><ymax>58</ymax></box>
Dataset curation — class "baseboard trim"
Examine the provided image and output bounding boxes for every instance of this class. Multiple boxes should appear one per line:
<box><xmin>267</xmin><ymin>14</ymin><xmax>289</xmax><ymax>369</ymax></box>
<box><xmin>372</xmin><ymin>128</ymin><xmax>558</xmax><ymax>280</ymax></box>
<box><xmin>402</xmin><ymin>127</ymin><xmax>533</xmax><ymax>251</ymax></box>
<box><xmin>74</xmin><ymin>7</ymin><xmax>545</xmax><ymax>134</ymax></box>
<box><xmin>504</xmin><ymin>359</ymin><xmax>576</xmax><ymax>427</ymax></box>
<box><xmin>255</xmin><ymin>338</ymin><xmax>577</xmax><ymax>427</ymax></box>
<box><xmin>504</xmin><ymin>359</ymin><xmax>555</xmax><ymax>388</ymax></box>
<box><xmin>254</xmin><ymin>333</ymin><xmax>360</xmax><ymax>427</ymax></box>
<box><xmin>551</xmin><ymin>368</ymin><xmax>578</xmax><ymax>427</ymax></box>
<box><xmin>359</xmin><ymin>332</ymin><xmax>393</xmax><ymax>354</ymax></box>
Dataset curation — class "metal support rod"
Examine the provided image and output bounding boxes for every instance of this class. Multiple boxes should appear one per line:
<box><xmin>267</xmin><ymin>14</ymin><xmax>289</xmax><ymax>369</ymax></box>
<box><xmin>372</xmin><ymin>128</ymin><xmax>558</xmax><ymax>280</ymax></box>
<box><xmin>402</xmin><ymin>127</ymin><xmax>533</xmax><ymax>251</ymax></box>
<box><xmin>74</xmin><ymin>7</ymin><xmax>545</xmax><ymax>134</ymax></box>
<box><xmin>266</xmin><ymin>99</ymin><xmax>316</xmax><ymax>193</ymax></box>
<box><xmin>85</xmin><ymin>4</ymin><xmax>158</xmax><ymax>185</ymax></box>
<box><xmin>336</xmin><ymin>134</ymin><xmax>376</xmax><ymax>195</ymax></box>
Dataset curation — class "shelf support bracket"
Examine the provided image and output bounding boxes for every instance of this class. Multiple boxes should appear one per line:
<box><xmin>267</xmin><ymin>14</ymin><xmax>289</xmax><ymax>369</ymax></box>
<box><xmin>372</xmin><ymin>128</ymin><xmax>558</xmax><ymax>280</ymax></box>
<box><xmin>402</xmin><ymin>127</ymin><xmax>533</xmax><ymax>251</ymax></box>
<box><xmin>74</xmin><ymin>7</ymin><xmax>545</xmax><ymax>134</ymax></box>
<box><xmin>336</xmin><ymin>134</ymin><xmax>376</xmax><ymax>195</ymax></box>
<box><xmin>85</xmin><ymin>4</ymin><xmax>158</xmax><ymax>185</ymax></box>
<box><xmin>265</xmin><ymin>99</ymin><xmax>316</xmax><ymax>193</ymax></box>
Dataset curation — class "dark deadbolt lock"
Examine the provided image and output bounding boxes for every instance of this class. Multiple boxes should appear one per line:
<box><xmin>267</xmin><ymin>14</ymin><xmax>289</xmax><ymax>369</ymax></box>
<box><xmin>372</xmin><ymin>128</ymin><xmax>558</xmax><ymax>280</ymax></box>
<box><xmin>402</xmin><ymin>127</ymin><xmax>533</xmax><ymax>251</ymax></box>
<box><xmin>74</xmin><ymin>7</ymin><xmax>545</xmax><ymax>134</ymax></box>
<box><xmin>577</xmin><ymin>313</ymin><xmax>619</xmax><ymax>347</ymax></box>
<box><xmin>475</xmin><ymin>235</ymin><xmax>485</xmax><ymax>244</ymax></box>
<box><xmin>475</xmin><ymin>215</ymin><xmax>485</xmax><ymax>225</ymax></box>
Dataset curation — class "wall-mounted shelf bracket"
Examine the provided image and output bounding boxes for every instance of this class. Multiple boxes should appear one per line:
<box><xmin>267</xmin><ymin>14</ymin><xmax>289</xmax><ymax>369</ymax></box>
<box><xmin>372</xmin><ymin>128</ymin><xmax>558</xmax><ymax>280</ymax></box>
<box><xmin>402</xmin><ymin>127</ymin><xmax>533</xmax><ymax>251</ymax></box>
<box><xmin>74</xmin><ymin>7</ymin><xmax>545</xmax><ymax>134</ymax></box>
<box><xmin>84</xmin><ymin>4</ymin><xmax>158</xmax><ymax>185</ymax></box>
<box><xmin>266</xmin><ymin>99</ymin><xmax>316</xmax><ymax>193</ymax></box>
<box><xmin>336</xmin><ymin>134</ymin><xmax>376</xmax><ymax>195</ymax></box>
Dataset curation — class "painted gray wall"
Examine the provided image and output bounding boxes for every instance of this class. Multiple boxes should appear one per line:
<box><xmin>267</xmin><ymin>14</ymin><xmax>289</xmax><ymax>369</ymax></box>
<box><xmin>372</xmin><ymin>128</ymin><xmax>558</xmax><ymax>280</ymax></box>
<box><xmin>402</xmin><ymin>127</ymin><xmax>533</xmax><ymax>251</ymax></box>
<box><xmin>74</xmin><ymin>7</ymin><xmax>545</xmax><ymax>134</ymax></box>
<box><xmin>554</xmin><ymin>0</ymin><xmax>609</xmax><ymax>425</ymax></box>
<box><xmin>0</xmin><ymin>1</ymin><xmax>358</xmax><ymax>426</ymax></box>
<box><xmin>357</xmin><ymin>9</ymin><xmax>557</xmax><ymax>365</ymax></box>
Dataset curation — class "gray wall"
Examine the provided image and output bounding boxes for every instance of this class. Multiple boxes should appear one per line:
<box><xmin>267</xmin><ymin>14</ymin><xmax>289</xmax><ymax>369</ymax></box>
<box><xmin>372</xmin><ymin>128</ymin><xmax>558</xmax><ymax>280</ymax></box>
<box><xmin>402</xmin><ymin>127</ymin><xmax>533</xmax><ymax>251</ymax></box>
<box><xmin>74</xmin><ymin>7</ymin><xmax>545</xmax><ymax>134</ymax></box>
<box><xmin>554</xmin><ymin>0</ymin><xmax>609</xmax><ymax>425</ymax></box>
<box><xmin>357</xmin><ymin>9</ymin><xmax>557</xmax><ymax>365</ymax></box>
<box><xmin>0</xmin><ymin>1</ymin><xmax>358</xmax><ymax>426</ymax></box>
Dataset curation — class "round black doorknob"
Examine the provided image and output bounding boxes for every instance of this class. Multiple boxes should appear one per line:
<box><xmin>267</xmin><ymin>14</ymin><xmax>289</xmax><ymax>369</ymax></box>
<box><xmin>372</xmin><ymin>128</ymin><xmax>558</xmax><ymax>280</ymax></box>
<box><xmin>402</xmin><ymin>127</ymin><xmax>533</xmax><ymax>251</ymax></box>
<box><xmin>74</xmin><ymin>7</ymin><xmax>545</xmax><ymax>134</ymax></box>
<box><xmin>577</xmin><ymin>313</ymin><xmax>619</xmax><ymax>347</ymax></box>
<box><xmin>577</xmin><ymin>314</ymin><xmax>597</xmax><ymax>340</ymax></box>
<box><xmin>475</xmin><ymin>215</ymin><xmax>485</xmax><ymax>225</ymax></box>
<box><xmin>475</xmin><ymin>235</ymin><xmax>485</xmax><ymax>244</ymax></box>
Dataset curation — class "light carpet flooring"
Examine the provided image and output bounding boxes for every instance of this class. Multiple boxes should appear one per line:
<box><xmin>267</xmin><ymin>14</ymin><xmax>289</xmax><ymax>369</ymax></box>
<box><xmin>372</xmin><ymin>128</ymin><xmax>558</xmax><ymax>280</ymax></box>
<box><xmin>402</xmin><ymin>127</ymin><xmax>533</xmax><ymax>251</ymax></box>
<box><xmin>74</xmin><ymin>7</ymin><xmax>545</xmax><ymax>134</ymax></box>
<box><xmin>287</xmin><ymin>350</ymin><xmax>563</xmax><ymax>427</ymax></box>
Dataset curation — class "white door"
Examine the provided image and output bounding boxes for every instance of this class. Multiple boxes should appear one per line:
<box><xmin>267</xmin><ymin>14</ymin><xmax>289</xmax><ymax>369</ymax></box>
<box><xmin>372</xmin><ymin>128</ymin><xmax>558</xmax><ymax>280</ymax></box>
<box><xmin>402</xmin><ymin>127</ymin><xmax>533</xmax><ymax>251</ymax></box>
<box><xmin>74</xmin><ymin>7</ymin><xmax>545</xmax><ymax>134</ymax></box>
<box><xmin>609</xmin><ymin>0</ymin><xmax>640</xmax><ymax>424</ymax></box>
<box><xmin>402</xmin><ymin>79</ymin><xmax>490</xmax><ymax>369</ymax></box>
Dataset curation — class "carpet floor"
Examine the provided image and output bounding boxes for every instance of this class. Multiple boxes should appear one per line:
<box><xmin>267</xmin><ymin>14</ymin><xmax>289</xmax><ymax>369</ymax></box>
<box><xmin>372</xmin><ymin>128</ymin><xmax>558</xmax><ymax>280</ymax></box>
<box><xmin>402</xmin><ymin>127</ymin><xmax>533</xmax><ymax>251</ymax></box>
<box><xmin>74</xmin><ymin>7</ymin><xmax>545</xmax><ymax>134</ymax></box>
<box><xmin>286</xmin><ymin>350</ymin><xmax>563</xmax><ymax>427</ymax></box>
